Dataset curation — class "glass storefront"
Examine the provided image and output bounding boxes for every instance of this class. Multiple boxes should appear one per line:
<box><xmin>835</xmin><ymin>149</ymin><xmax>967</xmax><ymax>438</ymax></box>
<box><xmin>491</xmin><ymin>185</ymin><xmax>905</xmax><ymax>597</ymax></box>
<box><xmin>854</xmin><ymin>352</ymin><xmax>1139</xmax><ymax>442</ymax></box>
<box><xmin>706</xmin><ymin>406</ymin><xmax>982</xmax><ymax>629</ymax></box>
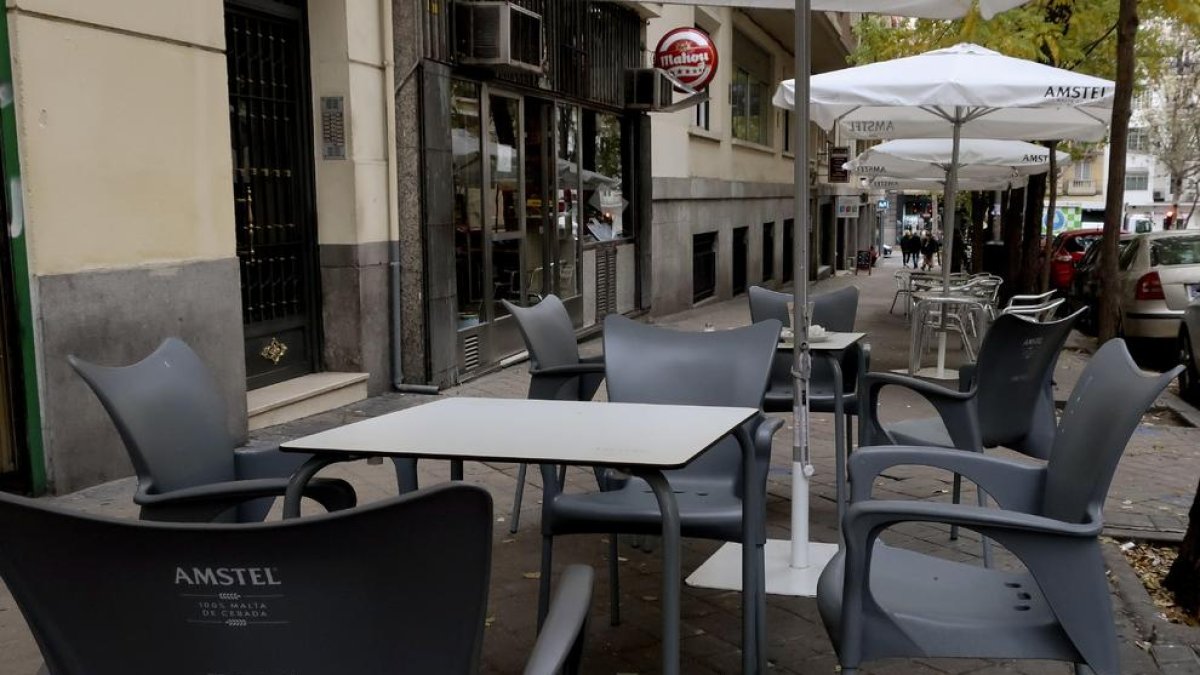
<box><xmin>452</xmin><ymin>78</ymin><xmax>637</xmax><ymax>376</ymax></box>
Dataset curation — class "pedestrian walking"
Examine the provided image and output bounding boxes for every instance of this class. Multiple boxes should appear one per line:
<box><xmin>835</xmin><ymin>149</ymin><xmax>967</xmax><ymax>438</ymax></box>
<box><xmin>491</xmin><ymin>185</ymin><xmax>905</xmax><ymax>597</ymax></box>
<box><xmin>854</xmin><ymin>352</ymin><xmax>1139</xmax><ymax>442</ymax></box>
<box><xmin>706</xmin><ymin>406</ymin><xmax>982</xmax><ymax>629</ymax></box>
<box><xmin>900</xmin><ymin>230</ymin><xmax>913</xmax><ymax>267</ymax></box>
<box><xmin>921</xmin><ymin>231</ymin><xmax>941</xmax><ymax>271</ymax></box>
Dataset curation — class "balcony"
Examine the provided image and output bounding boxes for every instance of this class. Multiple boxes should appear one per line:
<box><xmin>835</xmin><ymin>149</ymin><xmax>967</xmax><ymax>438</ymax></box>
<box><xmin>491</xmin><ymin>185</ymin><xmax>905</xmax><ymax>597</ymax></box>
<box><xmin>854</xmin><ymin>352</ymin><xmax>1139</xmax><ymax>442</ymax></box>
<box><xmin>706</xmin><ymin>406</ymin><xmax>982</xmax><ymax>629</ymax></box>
<box><xmin>1064</xmin><ymin>178</ymin><xmax>1098</xmax><ymax>196</ymax></box>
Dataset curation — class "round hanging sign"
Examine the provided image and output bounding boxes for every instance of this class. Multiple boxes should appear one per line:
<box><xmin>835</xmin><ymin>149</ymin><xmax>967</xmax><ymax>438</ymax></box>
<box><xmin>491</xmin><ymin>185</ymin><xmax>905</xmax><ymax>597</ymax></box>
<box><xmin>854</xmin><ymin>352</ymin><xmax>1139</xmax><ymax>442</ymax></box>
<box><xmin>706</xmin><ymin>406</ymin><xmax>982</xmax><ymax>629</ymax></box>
<box><xmin>654</xmin><ymin>27</ymin><xmax>718</xmax><ymax>93</ymax></box>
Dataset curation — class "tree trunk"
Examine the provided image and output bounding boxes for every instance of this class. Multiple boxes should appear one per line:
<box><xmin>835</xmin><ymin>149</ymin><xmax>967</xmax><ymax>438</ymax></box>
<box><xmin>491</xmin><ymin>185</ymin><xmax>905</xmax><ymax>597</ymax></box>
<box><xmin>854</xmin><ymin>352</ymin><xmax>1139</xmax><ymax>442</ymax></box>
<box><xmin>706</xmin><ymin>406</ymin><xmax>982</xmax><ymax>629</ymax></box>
<box><xmin>1021</xmin><ymin>174</ymin><xmax>1048</xmax><ymax>295</ymax></box>
<box><xmin>1099</xmin><ymin>0</ymin><xmax>1138</xmax><ymax>342</ymax></box>
<box><xmin>1003</xmin><ymin>186</ymin><xmax>1025</xmax><ymax>305</ymax></box>
<box><xmin>1041</xmin><ymin>142</ymin><xmax>1060</xmax><ymax>292</ymax></box>
<box><xmin>1171</xmin><ymin>175</ymin><xmax>1184</xmax><ymax>229</ymax></box>
<box><xmin>1164</xmin><ymin>479</ymin><xmax>1200</xmax><ymax>616</ymax></box>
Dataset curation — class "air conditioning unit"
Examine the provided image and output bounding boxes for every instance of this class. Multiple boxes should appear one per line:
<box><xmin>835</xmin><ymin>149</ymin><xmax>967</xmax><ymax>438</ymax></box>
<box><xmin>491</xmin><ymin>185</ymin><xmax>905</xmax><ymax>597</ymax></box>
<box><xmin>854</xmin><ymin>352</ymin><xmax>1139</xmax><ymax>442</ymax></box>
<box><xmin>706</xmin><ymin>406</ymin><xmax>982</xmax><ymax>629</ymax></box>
<box><xmin>1153</xmin><ymin>190</ymin><xmax>1165</xmax><ymax>202</ymax></box>
<box><xmin>625</xmin><ymin>68</ymin><xmax>674</xmax><ymax>111</ymax></box>
<box><xmin>455</xmin><ymin>2</ymin><xmax>543</xmax><ymax>74</ymax></box>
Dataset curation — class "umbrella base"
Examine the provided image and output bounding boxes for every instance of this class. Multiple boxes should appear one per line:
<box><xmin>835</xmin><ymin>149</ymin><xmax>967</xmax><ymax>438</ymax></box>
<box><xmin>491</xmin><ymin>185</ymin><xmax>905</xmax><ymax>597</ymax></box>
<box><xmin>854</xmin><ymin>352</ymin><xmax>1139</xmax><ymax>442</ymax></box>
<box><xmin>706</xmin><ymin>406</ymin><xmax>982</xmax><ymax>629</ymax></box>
<box><xmin>686</xmin><ymin>539</ymin><xmax>838</xmax><ymax>597</ymax></box>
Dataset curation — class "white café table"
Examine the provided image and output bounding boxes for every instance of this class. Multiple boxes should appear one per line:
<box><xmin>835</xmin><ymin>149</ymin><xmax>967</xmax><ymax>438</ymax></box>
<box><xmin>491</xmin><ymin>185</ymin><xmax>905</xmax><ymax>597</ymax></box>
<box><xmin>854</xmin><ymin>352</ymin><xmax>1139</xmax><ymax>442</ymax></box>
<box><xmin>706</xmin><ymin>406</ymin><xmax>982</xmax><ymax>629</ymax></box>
<box><xmin>689</xmin><ymin>331</ymin><xmax>867</xmax><ymax>597</ymax></box>
<box><xmin>280</xmin><ymin>397</ymin><xmax>760</xmax><ymax>675</ymax></box>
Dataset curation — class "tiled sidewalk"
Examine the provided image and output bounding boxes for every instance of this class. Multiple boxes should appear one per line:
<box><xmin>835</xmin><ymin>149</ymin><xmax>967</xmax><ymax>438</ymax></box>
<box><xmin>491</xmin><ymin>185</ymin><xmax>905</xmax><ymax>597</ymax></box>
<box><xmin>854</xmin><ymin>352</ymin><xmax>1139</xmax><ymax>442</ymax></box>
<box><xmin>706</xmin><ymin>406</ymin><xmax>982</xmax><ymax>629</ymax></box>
<box><xmin>3</xmin><ymin>256</ymin><xmax>1198</xmax><ymax>674</ymax></box>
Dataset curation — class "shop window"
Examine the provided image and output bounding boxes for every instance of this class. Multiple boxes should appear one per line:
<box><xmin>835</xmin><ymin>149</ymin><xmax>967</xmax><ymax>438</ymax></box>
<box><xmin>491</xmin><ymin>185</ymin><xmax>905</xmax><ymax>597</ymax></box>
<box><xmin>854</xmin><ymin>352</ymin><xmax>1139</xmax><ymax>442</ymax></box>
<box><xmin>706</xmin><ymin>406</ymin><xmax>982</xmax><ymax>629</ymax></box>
<box><xmin>733</xmin><ymin>226</ymin><xmax>748</xmax><ymax>295</ymax></box>
<box><xmin>731</xmin><ymin>30</ymin><xmax>772</xmax><ymax>147</ymax></box>
<box><xmin>452</xmin><ymin>80</ymin><xmax>485</xmax><ymax>329</ymax></box>
<box><xmin>555</xmin><ymin>104</ymin><xmax>583</xmax><ymax>299</ymax></box>
<box><xmin>693</xmin><ymin>232</ymin><xmax>718</xmax><ymax>303</ymax></box>
<box><xmin>581</xmin><ymin>110</ymin><xmax>629</xmax><ymax>242</ymax></box>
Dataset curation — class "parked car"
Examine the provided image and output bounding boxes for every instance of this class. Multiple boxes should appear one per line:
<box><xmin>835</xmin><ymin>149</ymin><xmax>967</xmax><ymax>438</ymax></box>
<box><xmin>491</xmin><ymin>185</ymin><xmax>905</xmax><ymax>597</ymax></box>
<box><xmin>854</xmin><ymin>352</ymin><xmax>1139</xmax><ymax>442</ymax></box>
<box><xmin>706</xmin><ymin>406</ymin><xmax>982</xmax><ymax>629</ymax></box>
<box><xmin>1178</xmin><ymin>298</ymin><xmax>1200</xmax><ymax>402</ymax></box>
<box><xmin>1068</xmin><ymin>234</ymin><xmax>1132</xmax><ymax>332</ymax></box>
<box><xmin>1118</xmin><ymin>231</ymin><xmax>1200</xmax><ymax>340</ymax></box>
<box><xmin>1049</xmin><ymin>228</ymin><xmax>1103</xmax><ymax>292</ymax></box>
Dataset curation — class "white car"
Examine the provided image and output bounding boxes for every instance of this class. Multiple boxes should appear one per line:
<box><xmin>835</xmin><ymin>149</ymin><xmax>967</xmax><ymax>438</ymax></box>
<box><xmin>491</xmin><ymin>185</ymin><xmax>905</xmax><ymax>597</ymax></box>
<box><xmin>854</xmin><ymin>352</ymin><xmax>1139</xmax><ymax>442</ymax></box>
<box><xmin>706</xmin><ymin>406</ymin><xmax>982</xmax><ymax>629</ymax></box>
<box><xmin>1119</xmin><ymin>231</ymin><xmax>1200</xmax><ymax>340</ymax></box>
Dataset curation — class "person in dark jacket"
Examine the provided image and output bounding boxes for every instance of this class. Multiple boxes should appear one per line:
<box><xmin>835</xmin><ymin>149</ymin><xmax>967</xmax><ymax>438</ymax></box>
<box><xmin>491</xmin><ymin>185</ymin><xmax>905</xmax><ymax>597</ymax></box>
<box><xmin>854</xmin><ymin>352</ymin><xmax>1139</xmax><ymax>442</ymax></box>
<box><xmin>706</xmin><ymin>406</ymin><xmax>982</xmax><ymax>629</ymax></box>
<box><xmin>921</xmin><ymin>231</ymin><xmax>941</xmax><ymax>271</ymax></box>
<box><xmin>900</xmin><ymin>230</ymin><xmax>913</xmax><ymax>267</ymax></box>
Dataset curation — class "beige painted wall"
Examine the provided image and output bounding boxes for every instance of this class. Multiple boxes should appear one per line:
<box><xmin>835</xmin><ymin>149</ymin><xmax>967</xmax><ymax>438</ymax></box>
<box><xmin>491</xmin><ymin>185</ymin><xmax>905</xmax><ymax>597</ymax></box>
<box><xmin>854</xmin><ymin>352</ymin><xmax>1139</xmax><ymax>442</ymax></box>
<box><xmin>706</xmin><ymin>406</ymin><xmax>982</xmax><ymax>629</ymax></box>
<box><xmin>9</xmin><ymin>1</ymin><xmax>235</xmax><ymax>276</ymax></box>
<box><xmin>647</xmin><ymin>7</ymin><xmax>801</xmax><ymax>185</ymax></box>
<box><xmin>309</xmin><ymin>0</ymin><xmax>392</xmax><ymax>247</ymax></box>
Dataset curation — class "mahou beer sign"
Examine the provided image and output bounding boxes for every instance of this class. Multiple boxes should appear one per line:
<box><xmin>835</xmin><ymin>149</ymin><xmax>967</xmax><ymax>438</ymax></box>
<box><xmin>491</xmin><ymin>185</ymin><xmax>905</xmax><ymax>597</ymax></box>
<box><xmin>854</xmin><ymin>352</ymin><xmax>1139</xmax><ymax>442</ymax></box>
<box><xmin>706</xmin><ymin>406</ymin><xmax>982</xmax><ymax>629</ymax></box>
<box><xmin>654</xmin><ymin>28</ymin><xmax>718</xmax><ymax>93</ymax></box>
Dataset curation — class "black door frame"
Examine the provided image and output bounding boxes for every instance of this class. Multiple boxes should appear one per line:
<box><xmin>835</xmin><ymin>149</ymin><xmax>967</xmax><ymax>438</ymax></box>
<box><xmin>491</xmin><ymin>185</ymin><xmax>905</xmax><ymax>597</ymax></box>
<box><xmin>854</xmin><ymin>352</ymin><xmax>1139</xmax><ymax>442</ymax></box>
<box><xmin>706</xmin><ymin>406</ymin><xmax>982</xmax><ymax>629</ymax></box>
<box><xmin>226</xmin><ymin>0</ymin><xmax>323</xmax><ymax>389</ymax></box>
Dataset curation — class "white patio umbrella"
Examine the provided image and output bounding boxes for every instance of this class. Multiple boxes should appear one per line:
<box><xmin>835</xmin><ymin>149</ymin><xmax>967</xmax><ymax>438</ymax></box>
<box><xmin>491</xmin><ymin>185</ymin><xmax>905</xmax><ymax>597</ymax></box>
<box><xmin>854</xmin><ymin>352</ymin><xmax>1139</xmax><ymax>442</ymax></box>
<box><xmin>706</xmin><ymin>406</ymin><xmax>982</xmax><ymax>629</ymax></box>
<box><xmin>681</xmin><ymin>7</ymin><xmax>1041</xmax><ymax>610</ymax></box>
<box><xmin>845</xmin><ymin>138</ymin><xmax>1071</xmax><ymax>182</ymax></box>
<box><xmin>775</xmin><ymin>45</ymin><xmax>1111</xmax><ymax>386</ymax></box>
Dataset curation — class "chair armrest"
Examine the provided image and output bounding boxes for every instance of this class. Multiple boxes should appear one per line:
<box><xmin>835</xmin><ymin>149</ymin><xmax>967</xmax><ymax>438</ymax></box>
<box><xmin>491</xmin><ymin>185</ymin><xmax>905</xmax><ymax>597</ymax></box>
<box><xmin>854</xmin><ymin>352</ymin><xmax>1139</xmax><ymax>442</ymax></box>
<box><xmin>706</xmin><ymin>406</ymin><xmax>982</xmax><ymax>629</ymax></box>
<box><xmin>523</xmin><ymin>565</ymin><xmax>594</xmax><ymax>675</ymax></box>
<box><xmin>860</xmin><ymin>372</ymin><xmax>981</xmax><ymax>452</ymax></box>
<box><xmin>234</xmin><ymin>442</ymin><xmax>307</xmax><ymax>480</ymax></box>
<box><xmin>135</xmin><ymin>477</ymin><xmax>355</xmax><ymax>522</ymax></box>
<box><xmin>754</xmin><ymin>415</ymin><xmax>785</xmax><ymax>456</ymax></box>
<box><xmin>957</xmin><ymin>363</ymin><xmax>978</xmax><ymax>393</ymax></box>
<box><xmin>845</xmin><ymin>500</ymin><xmax>1100</xmax><ymax>539</ymax></box>
<box><xmin>848</xmin><ymin>445</ymin><xmax>1046</xmax><ymax>512</ymax></box>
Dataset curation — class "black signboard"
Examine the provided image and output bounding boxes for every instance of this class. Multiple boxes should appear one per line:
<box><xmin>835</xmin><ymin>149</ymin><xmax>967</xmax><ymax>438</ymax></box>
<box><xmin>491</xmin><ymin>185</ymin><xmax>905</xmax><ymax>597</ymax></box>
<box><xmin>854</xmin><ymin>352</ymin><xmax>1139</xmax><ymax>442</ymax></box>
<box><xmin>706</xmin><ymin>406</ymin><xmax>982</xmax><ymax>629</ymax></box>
<box><xmin>829</xmin><ymin>146</ymin><xmax>850</xmax><ymax>183</ymax></box>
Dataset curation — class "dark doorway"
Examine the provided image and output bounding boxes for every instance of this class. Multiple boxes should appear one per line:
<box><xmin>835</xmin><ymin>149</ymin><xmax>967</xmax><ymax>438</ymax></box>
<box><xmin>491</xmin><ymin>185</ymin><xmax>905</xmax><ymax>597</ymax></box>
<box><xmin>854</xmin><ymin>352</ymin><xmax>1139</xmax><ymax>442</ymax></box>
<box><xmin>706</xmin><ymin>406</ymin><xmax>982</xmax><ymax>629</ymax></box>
<box><xmin>782</xmin><ymin>219</ymin><xmax>794</xmax><ymax>283</ymax></box>
<box><xmin>226</xmin><ymin>0</ymin><xmax>322</xmax><ymax>390</ymax></box>
<box><xmin>732</xmin><ymin>226</ymin><xmax>748</xmax><ymax>295</ymax></box>
<box><xmin>693</xmin><ymin>232</ymin><xmax>717</xmax><ymax>303</ymax></box>
<box><xmin>762</xmin><ymin>222</ymin><xmax>775</xmax><ymax>282</ymax></box>
<box><xmin>0</xmin><ymin>130</ymin><xmax>27</xmax><ymax>493</ymax></box>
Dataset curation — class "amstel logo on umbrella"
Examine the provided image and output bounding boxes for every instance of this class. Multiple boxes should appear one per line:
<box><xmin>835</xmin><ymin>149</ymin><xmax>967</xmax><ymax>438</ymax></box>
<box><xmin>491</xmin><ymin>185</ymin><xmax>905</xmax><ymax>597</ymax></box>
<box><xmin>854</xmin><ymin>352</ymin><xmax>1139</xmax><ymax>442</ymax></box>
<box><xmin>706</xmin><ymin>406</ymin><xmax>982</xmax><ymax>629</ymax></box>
<box><xmin>654</xmin><ymin>27</ymin><xmax>718</xmax><ymax>93</ymax></box>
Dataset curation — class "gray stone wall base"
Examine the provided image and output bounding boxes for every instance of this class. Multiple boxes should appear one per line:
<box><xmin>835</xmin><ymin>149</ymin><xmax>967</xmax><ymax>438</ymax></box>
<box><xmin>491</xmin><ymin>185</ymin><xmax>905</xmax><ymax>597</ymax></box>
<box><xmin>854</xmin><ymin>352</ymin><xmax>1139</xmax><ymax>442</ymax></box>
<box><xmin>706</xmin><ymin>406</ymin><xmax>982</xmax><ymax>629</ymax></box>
<box><xmin>36</xmin><ymin>258</ymin><xmax>246</xmax><ymax>494</ymax></box>
<box><xmin>651</xmin><ymin>179</ymin><xmax>795</xmax><ymax>317</ymax></box>
<box><xmin>320</xmin><ymin>242</ymin><xmax>392</xmax><ymax>396</ymax></box>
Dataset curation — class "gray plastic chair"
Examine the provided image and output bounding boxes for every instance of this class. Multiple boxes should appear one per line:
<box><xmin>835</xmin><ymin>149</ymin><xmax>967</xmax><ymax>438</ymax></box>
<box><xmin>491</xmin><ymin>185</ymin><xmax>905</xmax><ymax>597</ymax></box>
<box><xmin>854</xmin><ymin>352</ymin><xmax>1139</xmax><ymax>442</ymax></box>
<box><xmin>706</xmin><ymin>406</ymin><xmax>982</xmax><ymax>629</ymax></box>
<box><xmin>860</xmin><ymin>310</ymin><xmax>1083</xmax><ymax>561</ymax></box>
<box><xmin>818</xmin><ymin>339</ymin><xmax>1180</xmax><ymax>675</ymax></box>
<box><xmin>501</xmin><ymin>295</ymin><xmax>607</xmax><ymax>534</ymax></box>
<box><xmin>750</xmin><ymin>285</ymin><xmax>869</xmax><ymax>459</ymax></box>
<box><xmin>537</xmin><ymin>314</ymin><xmax>783</xmax><ymax>666</ymax></box>
<box><xmin>68</xmin><ymin>338</ymin><xmax>356</xmax><ymax>522</ymax></box>
<box><xmin>0</xmin><ymin>483</ymin><xmax>595</xmax><ymax>675</ymax></box>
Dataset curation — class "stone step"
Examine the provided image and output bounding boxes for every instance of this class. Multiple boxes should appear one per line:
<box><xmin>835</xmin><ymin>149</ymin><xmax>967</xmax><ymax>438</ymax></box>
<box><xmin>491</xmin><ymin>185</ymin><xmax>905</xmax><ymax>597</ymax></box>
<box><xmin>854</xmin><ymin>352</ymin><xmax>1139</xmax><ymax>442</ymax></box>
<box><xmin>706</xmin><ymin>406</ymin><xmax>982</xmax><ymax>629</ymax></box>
<box><xmin>247</xmin><ymin>372</ymin><xmax>369</xmax><ymax>431</ymax></box>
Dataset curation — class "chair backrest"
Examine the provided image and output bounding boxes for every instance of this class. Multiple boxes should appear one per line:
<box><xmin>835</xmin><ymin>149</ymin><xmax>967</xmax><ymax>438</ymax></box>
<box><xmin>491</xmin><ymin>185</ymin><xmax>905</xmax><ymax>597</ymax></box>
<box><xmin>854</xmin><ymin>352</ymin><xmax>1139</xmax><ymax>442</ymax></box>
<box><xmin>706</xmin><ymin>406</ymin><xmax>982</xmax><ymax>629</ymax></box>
<box><xmin>603</xmin><ymin>315</ymin><xmax>779</xmax><ymax>479</ymax></box>
<box><xmin>974</xmin><ymin>311</ymin><xmax>1081</xmax><ymax>451</ymax></box>
<box><xmin>0</xmin><ymin>484</ymin><xmax>494</xmax><ymax>675</ymax></box>
<box><xmin>811</xmin><ymin>286</ymin><xmax>859</xmax><ymax>333</ymax></box>
<box><xmin>68</xmin><ymin>339</ymin><xmax>236</xmax><ymax>494</ymax></box>
<box><xmin>501</xmin><ymin>295</ymin><xmax>580</xmax><ymax>370</ymax></box>
<box><xmin>1041</xmin><ymin>340</ymin><xmax>1179</xmax><ymax>524</ymax></box>
<box><xmin>747</xmin><ymin>285</ymin><xmax>859</xmax><ymax>332</ymax></box>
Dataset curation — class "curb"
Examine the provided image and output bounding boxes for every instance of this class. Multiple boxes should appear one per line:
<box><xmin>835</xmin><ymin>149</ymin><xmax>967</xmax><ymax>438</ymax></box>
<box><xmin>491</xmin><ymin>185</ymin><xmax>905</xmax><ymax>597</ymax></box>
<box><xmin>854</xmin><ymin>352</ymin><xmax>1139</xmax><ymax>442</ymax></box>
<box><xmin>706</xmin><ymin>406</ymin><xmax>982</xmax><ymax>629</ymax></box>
<box><xmin>1103</xmin><ymin>544</ymin><xmax>1200</xmax><ymax>672</ymax></box>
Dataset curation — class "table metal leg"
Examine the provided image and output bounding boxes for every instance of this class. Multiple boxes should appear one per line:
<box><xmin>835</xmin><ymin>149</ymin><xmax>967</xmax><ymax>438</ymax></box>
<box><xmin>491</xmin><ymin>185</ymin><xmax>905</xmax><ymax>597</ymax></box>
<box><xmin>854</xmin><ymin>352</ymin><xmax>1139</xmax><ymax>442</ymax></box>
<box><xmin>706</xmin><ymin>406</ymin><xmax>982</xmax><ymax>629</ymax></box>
<box><xmin>734</xmin><ymin>425</ymin><xmax>764</xmax><ymax>674</ymax></box>
<box><xmin>826</xmin><ymin>354</ymin><xmax>847</xmax><ymax>527</ymax></box>
<box><xmin>283</xmin><ymin>454</ymin><xmax>354</xmax><ymax>519</ymax></box>
<box><xmin>636</xmin><ymin>469</ymin><xmax>681</xmax><ymax>675</ymax></box>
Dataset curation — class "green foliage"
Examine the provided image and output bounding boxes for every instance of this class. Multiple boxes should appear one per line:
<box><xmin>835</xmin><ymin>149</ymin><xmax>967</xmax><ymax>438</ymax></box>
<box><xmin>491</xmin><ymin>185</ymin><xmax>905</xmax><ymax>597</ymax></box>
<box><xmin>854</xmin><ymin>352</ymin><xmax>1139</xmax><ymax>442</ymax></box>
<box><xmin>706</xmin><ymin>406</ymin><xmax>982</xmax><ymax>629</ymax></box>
<box><xmin>851</xmin><ymin>0</ymin><xmax>1197</xmax><ymax>81</ymax></box>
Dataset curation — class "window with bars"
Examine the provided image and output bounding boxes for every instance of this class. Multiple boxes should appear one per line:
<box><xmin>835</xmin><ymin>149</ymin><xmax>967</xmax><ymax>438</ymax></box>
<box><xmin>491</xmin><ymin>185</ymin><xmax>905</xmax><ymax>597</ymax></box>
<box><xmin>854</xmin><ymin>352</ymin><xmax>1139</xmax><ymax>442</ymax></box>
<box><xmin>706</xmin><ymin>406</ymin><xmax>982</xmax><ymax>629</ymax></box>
<box><xmin>731</xmin><ymin>30</ymin><xmax>772</xmax><ymax>147</ymax></box>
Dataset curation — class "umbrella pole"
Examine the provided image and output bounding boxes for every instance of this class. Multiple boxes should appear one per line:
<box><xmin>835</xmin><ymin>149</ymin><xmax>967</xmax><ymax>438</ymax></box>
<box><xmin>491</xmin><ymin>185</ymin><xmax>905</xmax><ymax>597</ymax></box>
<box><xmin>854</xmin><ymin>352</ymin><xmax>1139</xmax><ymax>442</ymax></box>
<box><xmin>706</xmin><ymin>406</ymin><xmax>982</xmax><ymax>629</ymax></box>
<box><xmin>791</xmin><ymin>0</ymin><xmax>813</xmax><ymax>570</ymax></box>
<box><xmin>936</xmin><ymin>109</ymin><xmax>964</xmax><ymax>378</ymax></box>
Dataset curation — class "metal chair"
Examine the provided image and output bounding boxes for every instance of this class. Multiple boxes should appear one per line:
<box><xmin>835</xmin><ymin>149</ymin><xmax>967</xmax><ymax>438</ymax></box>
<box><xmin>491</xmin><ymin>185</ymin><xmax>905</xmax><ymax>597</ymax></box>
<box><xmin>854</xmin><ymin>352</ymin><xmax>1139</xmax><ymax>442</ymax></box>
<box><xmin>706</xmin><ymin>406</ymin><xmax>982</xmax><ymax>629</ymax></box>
<box><xmin>820</xmin><ymin>339</ymin><xmax>1180</xmax><ymax>675</ymax></box>
<box><xmin>69</xmin><ymin>338</ymin><xmax>356</xmax><ymax>523</ymax></box>
<box><xmin>750</xmin><ymin>285</ymin><xmax>869</xmax><ymax>460</ymax></box>
<box><xmin>536</xmin><ymin>315</ymin><xmax>783</xmax><ymax>664</ymax></box>
<box><xmin>889</xmin><ymin>269</ymin><xmax>912</xmax><ymax>314</ymax></box>
<box><xmin>501</xmin><ymin>294</ymin><xmax>606</xmax><ymax>534</ymax></box>
<box><xmin>862</xmin><ymin>310</ymin><xmax>1084</xmax><ymax>562</ymax></box>
<box><xmin>0</xmin><ymin>484</ymin><xmax>595</xmax><ymax>675</ymax></box>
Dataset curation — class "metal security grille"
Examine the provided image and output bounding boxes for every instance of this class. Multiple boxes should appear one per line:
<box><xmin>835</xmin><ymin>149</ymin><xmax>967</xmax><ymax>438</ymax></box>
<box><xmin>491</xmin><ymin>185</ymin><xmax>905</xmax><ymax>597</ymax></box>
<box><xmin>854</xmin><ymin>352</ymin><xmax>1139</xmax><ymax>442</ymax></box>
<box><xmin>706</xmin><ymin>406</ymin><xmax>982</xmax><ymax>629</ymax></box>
<box><xmin>450</xmin><ymin>1</ymin><xmax>643</xmax><ymax>108</ymax></box>
<box><xmin>226</xmin><ymin>0</ymin><xmax>321</xmax><ymax>389</ymax></box>
<box><xmin>595</xmin><ymin>245</ymin><xmax>618</xmax><ymax>317</ymax></box>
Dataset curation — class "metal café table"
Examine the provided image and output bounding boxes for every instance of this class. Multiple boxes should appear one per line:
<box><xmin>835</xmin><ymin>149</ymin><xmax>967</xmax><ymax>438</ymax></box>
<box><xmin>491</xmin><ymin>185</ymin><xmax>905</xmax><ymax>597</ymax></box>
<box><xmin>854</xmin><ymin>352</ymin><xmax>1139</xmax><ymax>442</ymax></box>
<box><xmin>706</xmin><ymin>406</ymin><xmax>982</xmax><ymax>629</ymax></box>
<box><xmin>280</xmin><ymin>397</ymin><xmax>760</xmax><ymax>675</ymax></box>
<box><xmin>688</xmin><ymin>331</ymin><xmax>866</xmax><ymax>597</ymax></box>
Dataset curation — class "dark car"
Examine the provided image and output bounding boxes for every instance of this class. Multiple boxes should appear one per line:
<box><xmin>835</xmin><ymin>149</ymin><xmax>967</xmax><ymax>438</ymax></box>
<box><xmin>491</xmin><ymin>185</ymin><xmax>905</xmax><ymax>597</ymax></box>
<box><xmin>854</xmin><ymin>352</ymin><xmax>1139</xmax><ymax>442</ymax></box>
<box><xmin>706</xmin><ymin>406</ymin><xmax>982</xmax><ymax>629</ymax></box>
<box><xmin>1049</xmin><ymin>229</ymin><xmax>1103</xmax><ymax>291</ymax></box>
<box><xmin>1068</xmin><ymin>234</ymin><xmax>1133</xmax><ymax>332</ymax></box>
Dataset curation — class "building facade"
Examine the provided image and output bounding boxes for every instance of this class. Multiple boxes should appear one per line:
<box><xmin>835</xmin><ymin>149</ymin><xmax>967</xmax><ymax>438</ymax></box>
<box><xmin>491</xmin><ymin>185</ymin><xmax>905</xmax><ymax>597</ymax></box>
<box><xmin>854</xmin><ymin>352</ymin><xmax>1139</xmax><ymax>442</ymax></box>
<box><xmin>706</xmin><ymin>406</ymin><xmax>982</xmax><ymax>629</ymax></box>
<box><xmin>643</xmin><ymin>6</ymin><xmax>863</xmax><ymax>317</ymax></box>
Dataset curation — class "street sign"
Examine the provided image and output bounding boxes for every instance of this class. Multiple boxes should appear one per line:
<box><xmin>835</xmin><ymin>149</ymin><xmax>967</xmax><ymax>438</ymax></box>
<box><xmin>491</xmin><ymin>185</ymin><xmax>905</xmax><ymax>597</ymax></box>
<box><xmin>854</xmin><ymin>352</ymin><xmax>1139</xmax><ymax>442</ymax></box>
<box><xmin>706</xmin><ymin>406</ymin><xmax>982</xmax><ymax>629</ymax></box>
<box><xmin>877</xmin><ymin>199</ymin><xmax>889</xmax><ymax>209</ymax></box>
